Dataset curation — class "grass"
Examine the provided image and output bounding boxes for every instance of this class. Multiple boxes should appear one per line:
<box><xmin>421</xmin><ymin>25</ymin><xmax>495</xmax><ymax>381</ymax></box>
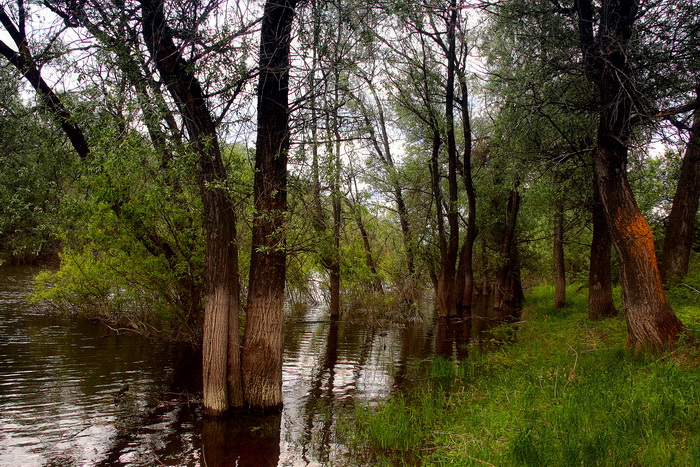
<box><xmin>351</xmin><ymin>283</ymin><xmax>700</xmax><ymax>466</ymax></box>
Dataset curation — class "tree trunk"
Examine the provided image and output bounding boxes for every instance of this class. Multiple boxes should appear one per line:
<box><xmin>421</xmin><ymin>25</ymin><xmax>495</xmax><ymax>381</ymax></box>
<box><xmin>456</xmin><ymin>76</ymin><xmax>477</xmax><ymax>316</ymax></box>
<box><xmin>580</xmin><ymin>0</ymin><xmax>684</xmax><ymax>350</ymax></box>
<box><xmin>356</xmin><ymin>214</ymin><xmax>384</xmax><ymax>294</ymax></box>
<box><xmin>553</xmin><ymin>203</ymin><xmax>566</xmax><ymax>308</ymax></box>
<box><xmin>430</xmin><ymin>130</ymin><xmax>454</xmax><ymax>317</ymax></box>
<box><xmin>242</xmin><ymin>0</ymin><xmax>297</xmax><ymax>412</ymax></box>
<box><xmin>595</xmin><ymin>146</ymin><xmax>683</xmax><ymax>349</ymax></box>
<box><xmin>140</xmin><ymin>0</ymin><xmax>243</xmax><ymax>416</ymax></box>
<box><xmin>307</xmin><ymin>13</ymin><xmax>339</xmax><ymax>319</ymax></box>
<box><xmin>588</xmin><ymin>177</ymin><xmax>617</xmax><ymax>320</ymax></box>
<box><xmin>438</xmin><ymin>0</ymin><xmax>460</xmax><ymax>318</ymax></box>
<box><xmin>328</xmin><ymin>90</ymin><xmax>343</xmax><ymax>318</ymax></box>
<box><xmin>661</xmin><ymin>106</ymin><xmax>700</xmax><ymax>283</ymax></box>
<box><xmin>494</xmin><ymin>186</ymin><xmax>522</xmax><ymax>316</ymax></box>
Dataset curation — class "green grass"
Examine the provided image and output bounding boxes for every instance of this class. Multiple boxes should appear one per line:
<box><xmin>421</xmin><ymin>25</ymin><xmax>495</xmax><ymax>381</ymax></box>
<box><xmin>352</xmin><ymin>284</ymin><xmax>700</xmax><ymax>466</ymax></box>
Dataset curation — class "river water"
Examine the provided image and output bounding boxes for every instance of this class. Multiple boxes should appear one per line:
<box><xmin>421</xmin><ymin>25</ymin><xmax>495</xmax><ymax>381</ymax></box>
<box><xmin>0</xmin><ymin>267</ymin><xmax>495</xmax><ymax>466</ymax></box>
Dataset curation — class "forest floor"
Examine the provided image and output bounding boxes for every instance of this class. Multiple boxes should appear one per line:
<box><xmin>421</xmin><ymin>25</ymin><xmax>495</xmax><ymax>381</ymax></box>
<box><xmin>350</xmin><ymin>280</ymin><xmax>700</xmax><ymax>466</ymax></box>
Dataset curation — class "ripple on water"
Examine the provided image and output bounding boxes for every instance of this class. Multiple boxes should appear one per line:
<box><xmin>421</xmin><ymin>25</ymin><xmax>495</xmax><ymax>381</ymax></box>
<box><xmin>1</xmin><ymin>267</ymin><xmax>483</xmax><ymax>466</ymax></box>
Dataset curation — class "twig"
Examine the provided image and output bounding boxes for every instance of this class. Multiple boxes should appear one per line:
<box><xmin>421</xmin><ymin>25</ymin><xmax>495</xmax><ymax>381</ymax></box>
<box><xmin>463</xmin><ymin>454</ymin><xmax>496</xmax><ymax>466</ymax></box>
<box><xmin>565</xmin><ymin>346</ymin><xmax>579</xmax><ymax>388</ymax></box>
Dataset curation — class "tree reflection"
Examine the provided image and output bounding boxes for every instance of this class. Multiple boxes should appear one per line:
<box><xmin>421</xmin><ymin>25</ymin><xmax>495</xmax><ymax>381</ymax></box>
<box><xmin>202</xmin><ymin>413</ymin><xmax>281</xmax><ymax>466</ymax></box>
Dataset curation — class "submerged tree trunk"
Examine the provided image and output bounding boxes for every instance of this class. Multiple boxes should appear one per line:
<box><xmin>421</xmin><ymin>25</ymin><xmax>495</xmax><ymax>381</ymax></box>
<box><xmin>588</xmin><ymin>177</ymin><xmax>617</xmax><ymax>320</ymax></box>
<box><xmin>553</xmin><ymin>203</ymin><xmax>566</xmax><ymax>309</ymax></box>
<box><xmin>661</xmin><ymin>106</ymin><xmax>700</xmax><ymax>284</ymax></box>
<box><xmin>140</xmin><ymin>0</ymin><xmax>242</xmax><ymax>416</ymax></box>
<box><xmin>242</xmin><ymin>0</ymin><xmax>297</xmax><ymax>412</ymax></box>
<box><xmin>437</xmin><ymin>0</ymin><xmax>460</xmax><ymax>318</ymax></box>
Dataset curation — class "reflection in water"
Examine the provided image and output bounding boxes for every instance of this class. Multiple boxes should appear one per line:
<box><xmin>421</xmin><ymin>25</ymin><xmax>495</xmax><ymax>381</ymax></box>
<box><xmin>202</xmin><ymin>414</ymin><xmax>281</xmax><ymax>466</ymax></box>
<box><xmin>0</xmin><ymin>267</ymin><xmax>509</xmax><ymax>466</ymax></box>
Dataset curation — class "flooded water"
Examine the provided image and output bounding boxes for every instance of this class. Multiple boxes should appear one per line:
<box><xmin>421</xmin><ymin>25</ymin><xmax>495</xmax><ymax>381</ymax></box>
<box><xmin>0</xmin><ymin>267</ymin><xmax>498</xmax><ymax>466</ymax></box>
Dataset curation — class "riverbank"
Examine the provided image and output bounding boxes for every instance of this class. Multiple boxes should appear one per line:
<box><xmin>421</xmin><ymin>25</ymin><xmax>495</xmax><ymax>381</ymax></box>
<box><xmin>353</xmin><ymin>284</ymin><xmax>700</xmax><ymax>466</ymax></box>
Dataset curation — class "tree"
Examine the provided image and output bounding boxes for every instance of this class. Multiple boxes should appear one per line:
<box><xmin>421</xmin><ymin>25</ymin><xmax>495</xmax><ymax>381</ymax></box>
<box><xmin>2</xmin><ymin>0</ymin><xmax>210</xmax><ymax>341</ymax></box>
<box><xmin>0</xmin><ymin>66</ymin><xmax>72</xmax><ymax>264</ymax></box>
<box><xmin>575</xmin><ymin>0</ymin><xmax>684</xmax><ymax>349</ymax></box>
<box><xmin>481</xmin><ymin>0</ymin><xmax>592</xmax><ymax>315</ymax></box>
<box><xmin>588</xmin><ymin>177</ymin><xmax>618</xmax><ymax>320</ymax></box>
<box><xmin>385</xmin><ymin>0</ymin><xmax>477</xmax><ymax>317</ymax></box>
<box><xmin>661</xmin><ymin>103</ymin><xmax>700</xmax><ymax>283</ymax></box>
<box><xmin>139</xmin><ymin>0</ymin><xmax>243</xmax><ymax>414</ymax></box>
<box><xmin>356</xmin><ymin>74</ymin><xmax>418</xmax><ymax>286</ymax></box>
<box><xmin>242</xmin><ymin>0</ymin><xmax>297</xmax><ymax>412</ymax></box>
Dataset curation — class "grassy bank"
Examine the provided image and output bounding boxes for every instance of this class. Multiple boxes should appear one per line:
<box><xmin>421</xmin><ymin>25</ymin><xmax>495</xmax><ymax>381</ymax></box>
<box><xmin>352</xmin><ymin>285</ymin><xmax>700</xmax><ymax>466</ymax></box>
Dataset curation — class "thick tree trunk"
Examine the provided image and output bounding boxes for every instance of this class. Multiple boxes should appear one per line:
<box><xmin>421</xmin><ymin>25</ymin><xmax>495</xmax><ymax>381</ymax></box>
<box><xmin>553</xmin><ymin>203</ymin><xmax>566</xmax><ymax>308</ymax></box>
<box><xmin>242</xmin><ymin>0</ymin><xmax>296</xmax><ymax>412</ymax></box>
<box><xmin>581</xmin><ymin>0</ymin><xmax>684</xmax><ymax>350</ymax></box>
<box><xmin>588</xmin><ymin>177</ymin><xmax>617</xmax><ymax>320</ymax></box>
<box><xmin>140</xmin><ymin>0</ymin><xmax>242</xmax><ymax>415</ymax></box>
<box><xmin>595</xmin><ymin>146</ymin><xmax>683</xmax><ymax>349</ymax></box>
<box><xmin>661</xmin><ymin>107</ymin><xmax>700</xmax><ymax>283</ymax></box>
<box><xmin>202</xmin><ymin>193</ymin><xmax>241</xmax><ymax>414</ymax></box>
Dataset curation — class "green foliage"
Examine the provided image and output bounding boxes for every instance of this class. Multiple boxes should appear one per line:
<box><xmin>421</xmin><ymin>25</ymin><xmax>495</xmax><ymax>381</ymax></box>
<box><xmin>666</xmin><ymin>260</ymin><xmax>700</xmax><ymax>331</ymax></box>
<box><xmin>29</xmin><ymin>118</ymin><xmax>208</xmax><ymax>341</ymax></box>
<box><xmin>0</xmin><ymin>72</ymin><xmax>77</xmax><ymax>264</ymax></box>
<box><xmin>629</xmin><ymin>147</ymin><xmax>683</xmax><ymax>240</ymax></box>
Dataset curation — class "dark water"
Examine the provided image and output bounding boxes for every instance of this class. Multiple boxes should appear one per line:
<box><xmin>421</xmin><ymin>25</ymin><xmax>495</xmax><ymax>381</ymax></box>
<box><xmin>0</xmin><ymin>267</ymin><xmax>496</xmax><ymax>466</ymax></box>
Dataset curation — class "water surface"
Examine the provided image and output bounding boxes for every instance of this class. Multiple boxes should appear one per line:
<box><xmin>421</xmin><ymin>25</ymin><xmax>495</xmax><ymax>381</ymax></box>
<box><xmin>0</xmin><ymin>267</ymin><xmax>493</xmax><ymax>466</ymax></box>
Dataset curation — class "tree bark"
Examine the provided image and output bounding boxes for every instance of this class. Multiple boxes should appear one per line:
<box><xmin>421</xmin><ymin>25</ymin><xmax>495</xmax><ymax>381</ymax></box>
<box><xmin>553</xmin><ymin>203</ymin><xmax>566</xmax><ymax>308</ymax></box>
<box><xmin>582</xmin><ymin>0</ymin><xmax>684</xmax><ymax>350</ymax></box>
<box><xmin>456</xmin><ymin>76</ymin><xmax>477</xmax><ymax>316</ymax></box>
<box><xmin>588</xmin><ymin>176</ymin><xmax>618</xmax><ymax>320</ymax></box>
<box><xmin>140</xmin><ymin>0</ymin><xmax>242</xmax><ymax>415</ymax></box>
<box><xmin>438</xmin><ymin>0</ymin><xmax>460</xmax><ymax>318</ymax></box>
<box><xmin>242</xmin><ymin>0</ymin><xmax>297</xmax><ymax>412</ymax></box>
<box><xmin>661</xmin><ymin>106</ymin><xmax>700</xmax><ymax>283</ymax></box>
<box><xmin>494</xmin><ymin>186</ymin><xmax>523</xmax><ymax>316</ymax></box>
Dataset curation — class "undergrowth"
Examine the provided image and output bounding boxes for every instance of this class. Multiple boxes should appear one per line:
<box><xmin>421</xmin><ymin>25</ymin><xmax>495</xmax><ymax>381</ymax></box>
<box><xmin>352</xmin><ymin>284</ymin><xmax>700</xmax><ymax>466</ymax></box>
